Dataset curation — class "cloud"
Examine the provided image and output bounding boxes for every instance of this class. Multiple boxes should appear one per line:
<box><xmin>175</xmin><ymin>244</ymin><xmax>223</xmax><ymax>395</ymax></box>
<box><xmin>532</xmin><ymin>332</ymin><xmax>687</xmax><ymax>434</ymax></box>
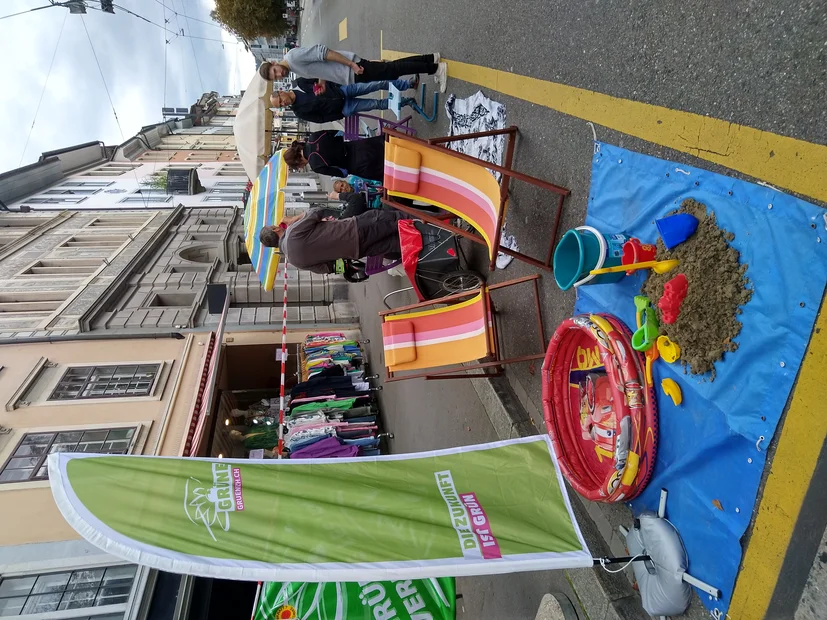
<box><xmin>0</xmin><ymin>0</ymin><xmax>254</xmax><ymax>173</ymax></box>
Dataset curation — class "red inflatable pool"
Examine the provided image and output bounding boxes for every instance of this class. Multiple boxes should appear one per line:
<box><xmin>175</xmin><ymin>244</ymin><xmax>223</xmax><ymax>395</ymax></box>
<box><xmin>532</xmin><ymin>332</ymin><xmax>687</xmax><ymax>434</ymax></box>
<box><xmin>542</xmin><ymin>314</ymin><xmax>658</xmax><ymax>503</ymax></box>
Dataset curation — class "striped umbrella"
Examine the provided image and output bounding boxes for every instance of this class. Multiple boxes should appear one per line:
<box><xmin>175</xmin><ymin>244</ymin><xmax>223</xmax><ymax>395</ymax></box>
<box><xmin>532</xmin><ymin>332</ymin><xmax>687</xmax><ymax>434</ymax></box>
<box><xmin>244</xmin><ymin>148</ymin><xmax>288</xmax><ymax>291</ymax></box>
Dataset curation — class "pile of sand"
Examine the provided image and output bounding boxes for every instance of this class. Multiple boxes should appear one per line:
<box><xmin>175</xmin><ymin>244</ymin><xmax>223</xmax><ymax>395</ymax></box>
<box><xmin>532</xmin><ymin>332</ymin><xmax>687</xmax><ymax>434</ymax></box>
<box><xmin>642</xmin><ymin>199</ymin><xmax>752</xmax><ymax>379</ymax></box>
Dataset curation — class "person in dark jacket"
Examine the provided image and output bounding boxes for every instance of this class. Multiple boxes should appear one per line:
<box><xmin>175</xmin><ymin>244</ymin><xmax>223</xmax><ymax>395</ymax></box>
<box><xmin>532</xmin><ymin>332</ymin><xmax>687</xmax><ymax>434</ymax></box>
<box><xmin>270</xmin><ymin>77</ymin><xmax>416</xmax><ymax>124</ymax></box>
<box><xmin>283</xmin><ymin>130</ymin><xmax>385</xmax><ymax>181</ymax></box>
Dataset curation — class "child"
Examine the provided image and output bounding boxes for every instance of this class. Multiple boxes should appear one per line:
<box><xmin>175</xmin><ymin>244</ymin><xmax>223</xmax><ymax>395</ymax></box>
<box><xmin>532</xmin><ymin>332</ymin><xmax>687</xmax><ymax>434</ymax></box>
<box><xmin>331</xmin><ymin>175</ymin><xmax>382</xmax><ymax>196</ymax></box>
<box><xmin>328</xmin><ymin>175</ymin><xmax>384</xmax><ymax>209</ymax></box>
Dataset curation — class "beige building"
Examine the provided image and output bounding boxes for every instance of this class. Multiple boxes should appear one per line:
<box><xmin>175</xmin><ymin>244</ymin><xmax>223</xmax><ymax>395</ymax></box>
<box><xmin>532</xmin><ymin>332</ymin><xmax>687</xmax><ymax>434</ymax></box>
<box><xmin>0</xmin><ymin>332</ymin><xmax>207</xmax><ymax>619</ymax></box>
<box><xmin>0</xmin><ymin>324</ymin><xmax>351</xmax><ymax>619</ymax></box>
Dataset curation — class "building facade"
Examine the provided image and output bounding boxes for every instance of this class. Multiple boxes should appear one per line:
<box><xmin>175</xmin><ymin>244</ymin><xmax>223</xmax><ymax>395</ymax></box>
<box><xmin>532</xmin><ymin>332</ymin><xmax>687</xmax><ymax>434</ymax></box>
<box><xmin>0</xmin><ymin>206</ymin><xmax>352</xmax><ymax>338</ymax></box>
<box><xmin>0</xmin><ymin>333</ymin><xmax>208</xmax><ymax>620</ymax></box>
<box><xmin>0</xmin><ymin>93</ymin><xmax>359</xmax><ymax>620</ymax></box>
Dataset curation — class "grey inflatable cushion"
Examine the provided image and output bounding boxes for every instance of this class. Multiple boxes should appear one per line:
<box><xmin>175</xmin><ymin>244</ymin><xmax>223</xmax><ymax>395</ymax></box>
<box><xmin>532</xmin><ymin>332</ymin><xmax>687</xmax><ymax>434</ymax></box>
<box><xmin>626</xmin><ymin>511</ymin><xmax>692</xmax><ymax>617</ymax></box>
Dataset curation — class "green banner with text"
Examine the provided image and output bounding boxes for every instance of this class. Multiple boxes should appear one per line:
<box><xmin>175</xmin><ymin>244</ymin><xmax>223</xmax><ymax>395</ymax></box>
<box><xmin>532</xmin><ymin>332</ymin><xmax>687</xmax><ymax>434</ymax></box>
<box><xmin>254</xmin><ymin>578</ymin><xmax>456</xmax><ymax>620</ymax></box>
<box><xmin>49</xmin><ymin>436</ymin><xmax>590</xmax><ymax>582</ymax></box>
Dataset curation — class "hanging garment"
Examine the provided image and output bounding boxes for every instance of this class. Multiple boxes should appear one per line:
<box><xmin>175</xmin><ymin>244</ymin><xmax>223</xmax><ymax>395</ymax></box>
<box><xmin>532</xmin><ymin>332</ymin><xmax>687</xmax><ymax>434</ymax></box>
<box><xmin>290</xmin><ymin>437</ymin><xmax>359</xmax><ymax>459</ymax></box>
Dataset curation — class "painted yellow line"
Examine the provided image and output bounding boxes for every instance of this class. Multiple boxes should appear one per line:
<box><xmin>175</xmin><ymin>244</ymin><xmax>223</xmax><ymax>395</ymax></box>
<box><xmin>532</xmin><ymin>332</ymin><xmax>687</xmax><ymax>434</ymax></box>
<box><xmin>381</xmin><ymin>47</ymin><xmax>827</xmax><ymax>203</ymax></box>
<box><xmin>728</xmin><ymin>307</ymin><xmax>827</xmax><ymax>619</ymax></box>
<box><xmin>338</xmin><ymin>17</ymin><xmax>347</xmax><ymax>41</ymax></box>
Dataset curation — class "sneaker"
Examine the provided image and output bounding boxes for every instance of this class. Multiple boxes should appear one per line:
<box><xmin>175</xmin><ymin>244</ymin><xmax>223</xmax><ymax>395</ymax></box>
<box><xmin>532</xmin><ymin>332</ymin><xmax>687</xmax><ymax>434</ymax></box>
<box><xmin>432</xmin><ymin>53</ymin><xmax>441</xmax><ymax>63</ymax></box>
<box><xmin>496</xmin><ymin>231</ymin><xmax>518</xmax><ymax>269</ymax></box>
<box><xmin>408</xmin><ymin>75</ymin><xmax>419</xmax><ymax>90</ymax></box>
<box><xmin>434</xmin><ymin>62</ymin><xmax>448</xmax><ymax>93</ymax></box>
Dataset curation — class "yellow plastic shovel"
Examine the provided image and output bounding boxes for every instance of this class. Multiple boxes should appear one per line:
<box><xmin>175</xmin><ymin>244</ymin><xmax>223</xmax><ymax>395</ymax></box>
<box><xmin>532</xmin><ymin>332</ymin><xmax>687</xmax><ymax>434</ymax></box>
<box><xmin>590</xmin><ymin>259</ymin><xmax>679</xmax><ymax>276</ymax></box>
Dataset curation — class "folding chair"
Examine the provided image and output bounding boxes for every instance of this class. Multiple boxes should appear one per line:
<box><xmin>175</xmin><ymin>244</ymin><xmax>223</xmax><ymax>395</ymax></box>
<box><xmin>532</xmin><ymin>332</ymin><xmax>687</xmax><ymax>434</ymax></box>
<box><xmin>381</xmin><ymin>127</ymin><xmax>570</xmax><ymax>271</ymax></box>
<box><xmin>379</xmin><ymin>274</ymin><xmax>546</xmax><ymax>381</ymax></box>
<box><xmin>343</xmin><ymin>114</ymin><xmax>416</xmax><ymax>141</ymax></box>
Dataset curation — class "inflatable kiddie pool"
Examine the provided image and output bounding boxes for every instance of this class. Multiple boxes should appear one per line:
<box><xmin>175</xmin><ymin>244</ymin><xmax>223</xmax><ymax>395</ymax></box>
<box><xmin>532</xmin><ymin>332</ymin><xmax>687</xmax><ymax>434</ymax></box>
<box><xmin>542</xmin><ymin>314</ymin><xmax>658</xmax><ymax>502</ymax></box>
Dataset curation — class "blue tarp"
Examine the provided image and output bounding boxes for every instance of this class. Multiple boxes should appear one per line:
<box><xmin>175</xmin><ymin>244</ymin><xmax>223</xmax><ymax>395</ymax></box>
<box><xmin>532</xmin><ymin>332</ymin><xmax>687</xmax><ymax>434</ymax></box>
<box><xmin>574</xmin><ymin>142</ymin><xmax>827</xmax><ymax>616</ymax></box>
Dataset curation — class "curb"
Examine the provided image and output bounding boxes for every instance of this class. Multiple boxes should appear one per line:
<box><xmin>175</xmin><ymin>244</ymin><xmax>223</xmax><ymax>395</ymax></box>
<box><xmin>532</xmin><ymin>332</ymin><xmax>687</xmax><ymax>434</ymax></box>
<box><xmin>466</xmin><ymin>372</ymin><xmax>648</xmax><ymax>620</ymax></box>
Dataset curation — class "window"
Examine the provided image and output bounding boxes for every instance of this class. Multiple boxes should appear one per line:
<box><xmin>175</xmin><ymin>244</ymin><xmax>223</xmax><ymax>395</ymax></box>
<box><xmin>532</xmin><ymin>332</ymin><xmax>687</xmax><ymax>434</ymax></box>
<box><xmin>137</xmin><ymin>152</ymin><xmax>175</xmax><ymax>162</ymax></box>
<box><xmin>0</xmin><ymin>217</ymin><xmax>42</xmax><ymax>228</ymax></box>
<box><xmin>144</xmin><ymin>292</ymin><xmax>196</xmax><ymax>308</ymax></box>
<box><xmin>216</xmin><ymin>164</ymin><xmax>247</xmax><ymax>177</ymax></box>
<box><xmin>185</xmin><ymin>234</ymin><xmax>222</xmax><ymax>242</ymax></box>
<box><xmin>161</xmin><ymin>163</ymin><xmax>202</xmax><ymax>169</ymax></box>
<box><xmin>215</xmin><ymin>182</ymin><xmax>246</xmax><ymax>188</ymax></box>
<box><xmin>195</xmin><ymin>217</ymin><xmax>230</xmax><ymax>226</ymax></box>
<box><xmin>119</xmin><ymin>196</ymin><xmax>172</xmax><ymax>204</ymax></box>
<box><xmin>203</xmin><ymin>196</ymin><xmax>242</xmax><ymax>203</ymax></box>
<box><xmin>50</xmin><ymin>365</ymin><xmax>160</xmax><ymax>401</ymax></box>
<box><xmin>0</xmin><ymin>565</ymin><xmax>136</xmax><ymax>616</ymax></box>
<box><xmin>43</xmin><ymin>189</ymin><xmax>101</xmax><ymax>196</ymax></box>
<box><xmin>20</xmin><ymin>259</ymin><xmax>100</xmax><ymax>276</ymax></box>
<box><xmin>88</xmin><ymin>216</ymin><xmax>150</xmax><ymax>227</ymax></box>
<box><xmin>166</xmin><ymin>264</ymin><xmax>209</xmax><ymax>274</ymax></box>
<box><xmin>61</xmin><ymin>235</ymin><xmax>128</xmax><ymax>248</ymax></box>
<box><xmin>0</xmin><ymin>291</ymin><xmax>72</xmax><ymax>313</ymax></box>
<box><xmin>24</xmin><ymin>197</ymin><xmax>87</xmax><ymax>205</ymax></box>
<box><xmin>0</xmin><ymin>428</ymin><xmax>137</xmax><ymax>482</ymax></box>
<box><xmin>62</xmin><ymin>181</ymin><xmax>115</xmax><ymax>187</ymax></box>
<box><xmin>81</xmin><ymin>163</ymin><xmax>140</xmax><ymax>177</ymax></box>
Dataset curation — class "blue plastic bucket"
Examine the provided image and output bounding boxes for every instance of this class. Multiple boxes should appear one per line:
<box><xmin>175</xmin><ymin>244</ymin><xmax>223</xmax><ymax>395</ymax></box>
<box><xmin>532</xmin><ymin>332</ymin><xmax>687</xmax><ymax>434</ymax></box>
<box><xmin>553</xmin><ymin>226</ymin><xmax>629</xmax><ymax>290</ymax></box>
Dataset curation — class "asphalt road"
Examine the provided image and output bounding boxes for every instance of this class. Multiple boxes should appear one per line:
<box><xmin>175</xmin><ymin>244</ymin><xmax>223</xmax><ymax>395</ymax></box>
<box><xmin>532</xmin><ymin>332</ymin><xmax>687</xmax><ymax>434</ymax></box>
<box><xmin>299</xmin><ymin>1</ymin><xmax>827</xmax><ymax>617</ymax></box>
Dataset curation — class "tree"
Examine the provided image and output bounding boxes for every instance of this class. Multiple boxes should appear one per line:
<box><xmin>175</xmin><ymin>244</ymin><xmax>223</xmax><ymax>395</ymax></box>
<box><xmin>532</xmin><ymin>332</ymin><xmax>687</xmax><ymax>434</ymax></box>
<box><xmin>140</xmin><ymin>171</ymin><xmax>168</xmax><ymax>192</ymax></box>
<box><xmin>210</xmin><ymin>0</ymin><xmax>288</xmax><ymax>40</ymax></box>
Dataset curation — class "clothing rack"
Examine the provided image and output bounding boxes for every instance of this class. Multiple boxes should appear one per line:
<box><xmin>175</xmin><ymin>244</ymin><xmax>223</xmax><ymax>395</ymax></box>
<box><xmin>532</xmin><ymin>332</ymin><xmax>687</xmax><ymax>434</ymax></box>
<box><xmin>288</xmin><ymin>333</ymin><xmax>390</xmax><ymax>458</ymax></box>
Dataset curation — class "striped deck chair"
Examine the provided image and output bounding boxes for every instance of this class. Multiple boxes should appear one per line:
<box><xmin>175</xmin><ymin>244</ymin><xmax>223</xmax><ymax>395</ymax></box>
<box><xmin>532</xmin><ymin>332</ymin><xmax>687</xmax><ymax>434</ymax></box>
<box><xmin>379</xmin><ymin>275</ymin><xmax>547</xmax><ymax>381</ymax></box>
<box><xmin>381</xmin><ymin>127</ymin><xmax>570</xmax><ymax>272</ymax></box>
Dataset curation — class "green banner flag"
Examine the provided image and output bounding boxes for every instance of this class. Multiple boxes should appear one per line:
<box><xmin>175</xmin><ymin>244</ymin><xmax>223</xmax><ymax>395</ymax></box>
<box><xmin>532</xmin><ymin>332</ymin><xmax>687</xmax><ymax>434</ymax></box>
<box><xmin>49</xmin><ymin>436</ymin><xmax>590</xmax><ymax>582</ymax></box>
<box><xmin>254</xmin><ymin>578</ymin><xmax>456</xmax><ymax>620</ymax></box>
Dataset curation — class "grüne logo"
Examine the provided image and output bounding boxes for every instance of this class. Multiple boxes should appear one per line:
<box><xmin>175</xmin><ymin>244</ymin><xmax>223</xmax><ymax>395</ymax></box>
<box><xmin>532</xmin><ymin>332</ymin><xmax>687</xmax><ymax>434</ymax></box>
<box><xmin>184</xmin><ymin>462</ymin><xmax>244</xmax><ymax>540</ymax></box>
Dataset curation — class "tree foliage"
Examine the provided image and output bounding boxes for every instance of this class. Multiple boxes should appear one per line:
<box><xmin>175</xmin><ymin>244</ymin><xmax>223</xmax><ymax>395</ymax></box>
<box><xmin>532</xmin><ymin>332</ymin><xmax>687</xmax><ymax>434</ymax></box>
<box><xmin>210</xmin><ymin>0</ymin><xmax>288</xmax><ymax>40</ymax></box>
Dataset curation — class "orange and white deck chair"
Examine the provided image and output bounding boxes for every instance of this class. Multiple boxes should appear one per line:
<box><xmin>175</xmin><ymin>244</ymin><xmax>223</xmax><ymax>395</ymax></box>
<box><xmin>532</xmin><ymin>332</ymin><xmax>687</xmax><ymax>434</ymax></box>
<box><xmin>382</xmin><ymin>127</ymin><xmax>570</xmax><ymax>271</ymax></box>
<box><xmin>380</xmin><ymin>275</ymin><xmax>547</xmax><ymax>381</ymax></box>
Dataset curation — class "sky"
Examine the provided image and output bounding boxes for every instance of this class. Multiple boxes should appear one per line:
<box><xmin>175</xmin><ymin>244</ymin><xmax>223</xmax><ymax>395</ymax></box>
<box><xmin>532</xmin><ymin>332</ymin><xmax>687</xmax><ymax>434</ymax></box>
<box><xmin>0</xmin><ymin>0</ymin><xmax>257</xmax><ymax>174</ymax></box>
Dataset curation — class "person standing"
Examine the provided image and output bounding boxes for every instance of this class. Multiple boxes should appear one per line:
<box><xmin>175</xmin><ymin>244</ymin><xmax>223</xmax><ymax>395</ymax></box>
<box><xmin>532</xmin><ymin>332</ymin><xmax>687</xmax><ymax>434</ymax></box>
<box><xmin>259</xmin><ymin>45</ymin><xmax>447</xmax><ymax>92</ymax></box>
<box><xmin>270</xmin><ymin>77</ymin><xmax>417</xmax><ymax>124</ymax></box>
<box><xmin>283</xmin><ymin>130</ymin><xmax>385</xmax><ymax>182</ymax></box>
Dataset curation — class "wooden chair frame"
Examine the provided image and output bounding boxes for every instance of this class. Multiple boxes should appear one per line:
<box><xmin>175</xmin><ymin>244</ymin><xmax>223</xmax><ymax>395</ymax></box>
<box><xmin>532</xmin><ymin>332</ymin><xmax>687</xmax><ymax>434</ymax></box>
<box><xmin>379</xmin><ymin>274</ymin><xmax>547</xmax><ymax>381</ymax></box>
<box><xmin>381</xmin><ymin>126</ymin><xmax>570</xmax><ymax>271</ymax></box>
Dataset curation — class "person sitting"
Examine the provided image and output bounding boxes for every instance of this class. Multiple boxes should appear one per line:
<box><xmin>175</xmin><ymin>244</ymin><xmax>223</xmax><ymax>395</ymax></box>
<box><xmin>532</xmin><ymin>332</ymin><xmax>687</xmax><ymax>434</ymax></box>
<box><xmin>258</xmin><ymin>208</ymin><xmax>410</xmax><ymax>275</ymax></box>
<box><xmin>271</xmin><ymin>78</ymin><xmax>417</xmax><ymax>124</ymax></box>
<box><xmin>327</xmin><ymin>175</ymin><xmax>384</xmax><ymax>206</ymax></box>
<box><xmin>283</xmin><ymin>130</ymin><xmax>384</xmax><ymax>182</ymax></box>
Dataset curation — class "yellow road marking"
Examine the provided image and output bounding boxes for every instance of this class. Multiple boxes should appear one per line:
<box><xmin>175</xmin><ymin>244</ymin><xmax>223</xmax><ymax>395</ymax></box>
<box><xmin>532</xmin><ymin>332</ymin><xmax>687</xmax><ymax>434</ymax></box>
<box><xmin>338</xmin><ymin>18</ymin><xmax>347</xmax><ymax>41</ymax></box>
<box><xmin>380</xmin><ymin>47</ymin><xmax>827</xmax><ymax>203</ymax></box>
<box><xmin>728</xmin><ymin>307</ymin><xmax>827</xmax><ymax>619</ymax></box>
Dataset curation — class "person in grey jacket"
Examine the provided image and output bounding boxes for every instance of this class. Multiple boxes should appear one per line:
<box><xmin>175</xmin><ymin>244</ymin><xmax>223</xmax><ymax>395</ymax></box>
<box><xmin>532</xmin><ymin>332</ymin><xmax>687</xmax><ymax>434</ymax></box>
<box><xmin>258</xmin><ymin>208</ymin><xmax>409</xmax><ymax>274</ymax></box>
<box><xmin>258</xmin><ymin>44</ymin><xmax>447</xmax><ymax>93</ymax></box>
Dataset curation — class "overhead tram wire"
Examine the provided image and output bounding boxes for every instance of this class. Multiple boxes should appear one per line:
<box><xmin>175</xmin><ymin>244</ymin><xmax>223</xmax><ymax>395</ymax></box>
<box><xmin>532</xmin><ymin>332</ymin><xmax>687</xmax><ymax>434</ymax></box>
<box><xmin>19</xmin><ymin>11</ymin><xmax>69</xmax><ymax>166</ymax></box>
<box><xmin>112</xmin><ymin>3</ymin><xmax>233</xmax><ymax>44</ymax></box>
<box><xmin>149</xmin><ymin>0</ymin><xmax>225</xmax><ymax>30</ymax></box>
<box><xmin>0</xmin><ymin>4</ymin><xmax>57</xmax><ymax>21</ymax></box>
<box><xmin>80</xmin><ymin>14</ymin><xmax>150</xmax><ymax>208</ymax></box>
